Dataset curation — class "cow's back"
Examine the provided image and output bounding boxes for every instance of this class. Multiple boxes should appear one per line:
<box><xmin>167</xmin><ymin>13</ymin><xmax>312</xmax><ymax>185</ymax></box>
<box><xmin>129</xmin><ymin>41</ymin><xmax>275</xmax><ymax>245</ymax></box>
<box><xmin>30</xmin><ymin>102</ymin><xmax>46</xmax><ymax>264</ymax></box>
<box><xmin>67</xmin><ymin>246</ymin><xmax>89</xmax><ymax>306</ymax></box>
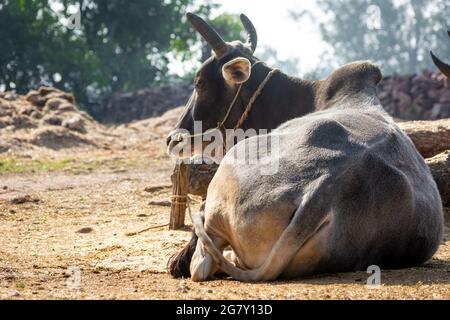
<box><xmin>215</xmin><ymin>101</ymin><xmax>443</xmax><ymax>274</ymax></box>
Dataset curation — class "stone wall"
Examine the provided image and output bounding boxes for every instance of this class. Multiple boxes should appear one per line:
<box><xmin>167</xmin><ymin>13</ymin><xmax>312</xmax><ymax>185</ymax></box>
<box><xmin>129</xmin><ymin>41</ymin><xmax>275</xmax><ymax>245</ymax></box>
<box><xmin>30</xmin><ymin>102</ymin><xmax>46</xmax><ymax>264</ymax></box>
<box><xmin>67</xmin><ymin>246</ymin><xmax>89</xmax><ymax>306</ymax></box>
<box><xmin>100</xmin><ymin>70</ymin><xmax>450</xmax><ymax>124</ymax></box>
<box><xmin>377</xmin><ymin>70</ymin><xmax>450</xmax><ymax>120</ymax></box>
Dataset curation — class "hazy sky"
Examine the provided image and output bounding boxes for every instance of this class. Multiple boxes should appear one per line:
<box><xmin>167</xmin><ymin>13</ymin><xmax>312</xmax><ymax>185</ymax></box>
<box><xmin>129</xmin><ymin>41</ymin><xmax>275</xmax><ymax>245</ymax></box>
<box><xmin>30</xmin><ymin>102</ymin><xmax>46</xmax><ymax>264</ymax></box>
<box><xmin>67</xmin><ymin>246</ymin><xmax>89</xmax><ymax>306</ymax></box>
<box><xmin>169</xmin><ymin>0</ymin><xmax>332</xmax><ymax>76</ymax></box>
<box><xmin>213</xmin><ymin>0</ymin><xmax>331</xmax><ymax>72</ymax></box>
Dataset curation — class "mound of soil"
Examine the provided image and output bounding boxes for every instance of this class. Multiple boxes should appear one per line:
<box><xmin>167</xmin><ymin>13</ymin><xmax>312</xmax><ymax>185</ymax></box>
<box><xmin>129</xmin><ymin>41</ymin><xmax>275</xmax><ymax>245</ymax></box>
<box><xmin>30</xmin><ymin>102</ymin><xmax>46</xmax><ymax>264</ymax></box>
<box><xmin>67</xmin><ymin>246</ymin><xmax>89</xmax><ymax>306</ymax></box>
<box><xmin>113</xmin><ymin>106</ymin><xmax>183</xmax><ymax>144</ymax></box>
<box><xmin>100</xmin><ymin>84</ymin><xmax>192</xmax><ymax>123</ymax></box>
<box><xmin>0</xmin><ymin>87</ymin><xmax>183</xmax><ymax>156</ymax></box>
<box><xmin>0</xmin><ymin>87</ymin><xmax>107</xmax><ymax>154</ymax></box>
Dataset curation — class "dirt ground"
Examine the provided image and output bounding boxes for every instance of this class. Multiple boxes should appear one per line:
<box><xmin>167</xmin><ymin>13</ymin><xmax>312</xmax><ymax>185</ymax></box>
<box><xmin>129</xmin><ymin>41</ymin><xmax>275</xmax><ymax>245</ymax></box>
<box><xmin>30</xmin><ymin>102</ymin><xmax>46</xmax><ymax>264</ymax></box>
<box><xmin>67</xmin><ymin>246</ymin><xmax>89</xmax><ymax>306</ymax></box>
<box><xmin>0</xmin><ymin>94</ymin><xmax>449</xmax><ymax>300</ymax></box>
<box><xmin>0</xmin><ymin>142</ymin><xmax>448</xmax><ymax>300</ymax></box>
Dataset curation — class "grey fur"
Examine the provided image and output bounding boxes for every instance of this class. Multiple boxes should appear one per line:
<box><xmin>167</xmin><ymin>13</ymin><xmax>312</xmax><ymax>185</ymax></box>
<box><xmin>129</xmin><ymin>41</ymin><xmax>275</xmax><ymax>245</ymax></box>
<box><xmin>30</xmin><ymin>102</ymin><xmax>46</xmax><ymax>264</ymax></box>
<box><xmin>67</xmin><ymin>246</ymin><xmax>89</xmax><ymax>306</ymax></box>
<box><xmin>193</xmin><ymin>86</ymin><xmax>444</xmax><ymax>282</ymax></box>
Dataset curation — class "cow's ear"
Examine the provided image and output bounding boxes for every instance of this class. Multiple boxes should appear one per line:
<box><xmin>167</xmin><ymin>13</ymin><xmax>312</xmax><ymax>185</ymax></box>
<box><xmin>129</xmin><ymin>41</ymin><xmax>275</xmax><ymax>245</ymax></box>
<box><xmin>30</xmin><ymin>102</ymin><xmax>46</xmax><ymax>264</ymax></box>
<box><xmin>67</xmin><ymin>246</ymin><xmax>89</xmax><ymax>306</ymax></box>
<box><xmin>222</xmin><ymin>57</ymin><xmax>251</xmax><ymax>84</ymax></box>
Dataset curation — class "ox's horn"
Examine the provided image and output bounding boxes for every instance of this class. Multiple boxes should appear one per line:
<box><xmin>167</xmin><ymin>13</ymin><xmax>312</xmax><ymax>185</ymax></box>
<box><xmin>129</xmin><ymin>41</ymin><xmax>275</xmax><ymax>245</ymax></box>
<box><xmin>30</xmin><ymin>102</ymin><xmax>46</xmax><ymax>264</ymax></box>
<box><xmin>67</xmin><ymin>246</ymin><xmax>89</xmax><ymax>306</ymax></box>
<box><xmin>430</xmin><ymin>30</ymin><xmax>450</xmax><ymax>78</ymax></box>
<box><xmin>186</xmin><ymin>12</ymin><xmax>228</xmax><ymax>58</ymax></box>
<box><xmin>240</xmin><ymin>14</ymin><xmax>257</xmax><ymax>52</ymax></box>
<box><xmin>430</xmin><ymin>51</ymin><xmax>450</xmax><ymax>78</ymax></box>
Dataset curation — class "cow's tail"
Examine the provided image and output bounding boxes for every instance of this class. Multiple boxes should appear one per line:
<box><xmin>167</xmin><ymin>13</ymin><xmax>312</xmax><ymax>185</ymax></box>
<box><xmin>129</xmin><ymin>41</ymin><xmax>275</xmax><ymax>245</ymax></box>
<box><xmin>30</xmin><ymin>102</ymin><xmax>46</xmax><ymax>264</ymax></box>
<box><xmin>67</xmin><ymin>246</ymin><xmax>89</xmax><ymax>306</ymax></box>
<box><xmin>192</xmin><ymin>175</ymin><xmax>332</xmax><ymax>282</ymax></box>
<box><xmin>167</xmin><ymin>232</ymin><xmax>198</xmax><ymax>278</ymax></box>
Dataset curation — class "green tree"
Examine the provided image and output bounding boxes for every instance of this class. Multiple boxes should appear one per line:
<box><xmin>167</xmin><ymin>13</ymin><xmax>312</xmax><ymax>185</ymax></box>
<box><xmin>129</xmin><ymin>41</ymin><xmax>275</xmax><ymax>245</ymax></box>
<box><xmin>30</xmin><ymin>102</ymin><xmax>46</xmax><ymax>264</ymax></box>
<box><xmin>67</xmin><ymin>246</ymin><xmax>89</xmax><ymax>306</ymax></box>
<box><xmin>258</xmin><ymin>45</ymin><xmax>300</xmax><ymax>76</ymax></box>
<box><xmin>294</xmin><ymin>0</ymin><xmax>450</xmax><ymax>75</ymax></box>
<box><xmin>0</xmin><ymin>1</ymin><xmax>95</xmax><ymax>100</ymax></box>
<box><xmin>0</xmin><ymin>0</ymin><xmax>217</xmax><ymax>115</ymax></box>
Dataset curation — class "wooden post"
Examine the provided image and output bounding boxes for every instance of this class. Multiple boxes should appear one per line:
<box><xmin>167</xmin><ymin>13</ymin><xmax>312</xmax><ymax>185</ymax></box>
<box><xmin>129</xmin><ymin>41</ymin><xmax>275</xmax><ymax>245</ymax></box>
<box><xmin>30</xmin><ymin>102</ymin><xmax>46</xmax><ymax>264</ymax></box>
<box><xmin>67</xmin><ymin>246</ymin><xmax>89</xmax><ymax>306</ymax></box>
<box><xmin>169</xmin><ymin>163</ymin><xmax>188</xmax><ymax>230</ymax></box>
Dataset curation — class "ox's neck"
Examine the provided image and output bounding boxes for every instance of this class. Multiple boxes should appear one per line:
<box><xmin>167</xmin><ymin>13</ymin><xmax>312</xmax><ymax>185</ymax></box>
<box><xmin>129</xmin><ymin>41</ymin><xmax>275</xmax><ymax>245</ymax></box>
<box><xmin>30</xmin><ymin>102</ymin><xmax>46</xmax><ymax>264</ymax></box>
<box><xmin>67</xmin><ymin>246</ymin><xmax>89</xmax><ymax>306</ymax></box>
<box><xmin>238</xmin><ymin>63</ymin><xmax>318</xmax><ymax>131</ymax></box>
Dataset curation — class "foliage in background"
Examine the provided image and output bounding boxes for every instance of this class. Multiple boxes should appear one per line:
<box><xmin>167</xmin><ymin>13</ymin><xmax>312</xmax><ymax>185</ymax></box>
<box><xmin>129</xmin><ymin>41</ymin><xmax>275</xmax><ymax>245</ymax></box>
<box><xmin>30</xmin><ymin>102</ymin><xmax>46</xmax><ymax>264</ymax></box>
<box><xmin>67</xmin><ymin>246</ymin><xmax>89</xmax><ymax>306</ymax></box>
<box><xmin>201</xmin><ymin>13</ymin><xmax>245</xmax><ymax>61</ymax></box>
<box><xmin>302</xmin><ymin>0</ymin><xmax>450</xmax><ymax>75</ymax></box>
<box><xmin>4</xmin><ymin>0</ymin><xmax>449</xmax><ymax>118</ymax></box>
<box><xmin>171</xmin><ymin>10</ymin><xmax>246</xmax><ymax>82</ymax></box>
<box><xmin>258</xmin><ymin>45</ymin><xmax>300</xmax><ymax>76</ymax></box>
<box><xmin>0</xmin><ymin>0</ymin><xmax>241</xmax><ymax>117</ymax></box>
<box><xmin>0</xmin><ymin>1</ymin><xmax>91</xmax><ymax>98</ymax></box>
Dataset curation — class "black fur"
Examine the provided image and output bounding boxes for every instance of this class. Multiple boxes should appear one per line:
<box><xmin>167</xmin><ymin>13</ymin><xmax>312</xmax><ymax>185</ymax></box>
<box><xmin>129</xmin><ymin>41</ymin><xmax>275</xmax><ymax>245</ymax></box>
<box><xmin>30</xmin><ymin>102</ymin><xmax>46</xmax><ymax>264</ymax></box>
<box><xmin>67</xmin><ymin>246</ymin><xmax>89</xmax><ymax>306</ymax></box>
<box><xmin>167</xmin><ymin>232</ymin><xmax>198</xmax><ymax>278</ymax></box>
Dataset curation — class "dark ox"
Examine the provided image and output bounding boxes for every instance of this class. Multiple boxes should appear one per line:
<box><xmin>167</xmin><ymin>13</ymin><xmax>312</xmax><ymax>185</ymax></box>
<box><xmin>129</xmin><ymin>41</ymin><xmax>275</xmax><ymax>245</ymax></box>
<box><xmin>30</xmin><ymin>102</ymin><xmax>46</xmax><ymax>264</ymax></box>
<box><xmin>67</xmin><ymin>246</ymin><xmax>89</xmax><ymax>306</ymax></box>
<box><xmin>167</xmin><ymin>13</ymin><xmax>444</xmax><ymax>282</ymax></box>
<box><xmin>166</xmin><ymin>13</ymin><xmax>374</xmax><ymax>157</ymax></box>
<box><xmin>431</xmin><ymin>30</ymin><xmax>450</xmax><ymax>78</ymax></box>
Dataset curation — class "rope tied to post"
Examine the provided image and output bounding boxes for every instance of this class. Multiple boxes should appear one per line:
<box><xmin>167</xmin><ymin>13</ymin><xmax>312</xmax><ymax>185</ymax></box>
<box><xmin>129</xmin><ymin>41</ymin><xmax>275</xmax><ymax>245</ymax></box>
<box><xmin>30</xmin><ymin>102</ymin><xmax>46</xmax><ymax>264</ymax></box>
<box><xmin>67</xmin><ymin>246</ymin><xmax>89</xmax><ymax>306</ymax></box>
<box><xmin>168</xmin><ymin>62</ymin><xmax>279</xmax><ymax>229</ymax></box>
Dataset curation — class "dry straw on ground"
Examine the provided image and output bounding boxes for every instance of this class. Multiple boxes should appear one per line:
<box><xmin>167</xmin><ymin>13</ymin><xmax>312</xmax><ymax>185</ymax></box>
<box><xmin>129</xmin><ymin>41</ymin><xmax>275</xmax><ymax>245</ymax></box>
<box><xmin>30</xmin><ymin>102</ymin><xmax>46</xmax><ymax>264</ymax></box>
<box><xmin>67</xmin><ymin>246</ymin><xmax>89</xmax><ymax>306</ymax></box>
<box><xmin>0</xmin><ymin>89</ymin><xmax>448</xmax><ymax>299</ymax></box>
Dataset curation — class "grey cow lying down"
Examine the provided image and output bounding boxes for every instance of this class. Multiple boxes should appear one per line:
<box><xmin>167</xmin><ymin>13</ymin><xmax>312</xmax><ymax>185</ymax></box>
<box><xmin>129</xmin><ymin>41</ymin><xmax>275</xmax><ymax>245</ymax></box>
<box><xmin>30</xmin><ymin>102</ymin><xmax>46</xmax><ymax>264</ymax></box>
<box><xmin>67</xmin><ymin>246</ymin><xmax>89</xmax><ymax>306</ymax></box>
<box><xmin>169</xmin><ymin>75</ymin><xmax>444</xmax><ymax>283</ymax></box>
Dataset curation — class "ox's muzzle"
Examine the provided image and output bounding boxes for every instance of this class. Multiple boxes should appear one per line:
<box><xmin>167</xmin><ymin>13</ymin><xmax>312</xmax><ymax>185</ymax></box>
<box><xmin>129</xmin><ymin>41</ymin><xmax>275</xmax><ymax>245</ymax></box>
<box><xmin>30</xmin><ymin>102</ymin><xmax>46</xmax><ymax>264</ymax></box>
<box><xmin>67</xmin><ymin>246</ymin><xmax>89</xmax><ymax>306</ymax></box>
<box><xmin>166</xmin><ymin>129</ymin><xmax>191</xmax><ymax>159</ymax></box>
<box><xmin>167</xmin><ymin>127</ymin><xmax>226</xmax><ymax>163</ymax></box>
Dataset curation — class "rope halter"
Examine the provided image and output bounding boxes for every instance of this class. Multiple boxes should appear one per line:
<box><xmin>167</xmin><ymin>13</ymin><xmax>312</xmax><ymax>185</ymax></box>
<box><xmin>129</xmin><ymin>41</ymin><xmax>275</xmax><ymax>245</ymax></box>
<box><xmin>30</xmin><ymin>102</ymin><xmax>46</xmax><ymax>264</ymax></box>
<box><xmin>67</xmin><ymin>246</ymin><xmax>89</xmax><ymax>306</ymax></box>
<box><xmin>176</xmin><ymin>61</ymin><xmax>279</xmax><ymax>151</ymax></box>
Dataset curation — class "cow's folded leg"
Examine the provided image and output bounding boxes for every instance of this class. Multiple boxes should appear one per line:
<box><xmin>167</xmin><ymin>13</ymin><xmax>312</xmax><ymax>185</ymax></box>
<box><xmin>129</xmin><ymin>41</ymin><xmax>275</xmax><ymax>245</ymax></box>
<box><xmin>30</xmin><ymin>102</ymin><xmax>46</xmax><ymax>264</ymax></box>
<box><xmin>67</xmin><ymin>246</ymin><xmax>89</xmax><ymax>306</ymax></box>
<box><xmin>223</xmin><ymin>248</ymin><xmax>247</xmax><ymax>269</ymax></box>
<box><xmin>190</xmin><ymin>228</ymin><xmax>225</xmax><ymax>282</ymax></box>
<box><xmin>190</xmin><ymin>239</ymin><xmax>213</xmax><ymax>281</ymax></box>
<box><xmin>192</xmin><ymin>175</ymin><xmax>333</xmax><ymax>282</ymax></box>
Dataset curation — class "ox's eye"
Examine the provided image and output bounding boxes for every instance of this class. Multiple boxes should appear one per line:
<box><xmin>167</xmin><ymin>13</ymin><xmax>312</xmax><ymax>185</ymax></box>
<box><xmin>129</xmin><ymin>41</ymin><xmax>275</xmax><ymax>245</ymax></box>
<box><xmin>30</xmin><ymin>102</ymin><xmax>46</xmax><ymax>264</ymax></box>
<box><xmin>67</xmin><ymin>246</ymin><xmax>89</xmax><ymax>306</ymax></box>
<box><xmin>195</xmin><ymin>79</ymin><xmax>205</xmax><ymax>91</ymax></box>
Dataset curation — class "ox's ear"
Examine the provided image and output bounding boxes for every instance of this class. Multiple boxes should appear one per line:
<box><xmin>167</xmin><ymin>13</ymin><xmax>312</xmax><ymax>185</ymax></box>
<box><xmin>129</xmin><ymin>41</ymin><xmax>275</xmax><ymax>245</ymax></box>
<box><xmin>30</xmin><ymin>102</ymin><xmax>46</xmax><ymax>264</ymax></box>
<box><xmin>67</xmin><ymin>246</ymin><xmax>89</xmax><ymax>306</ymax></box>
<box><xmin>222</xmin><ymin>57</ymin><xmax>251</xmax><ymax>85</ymax></box>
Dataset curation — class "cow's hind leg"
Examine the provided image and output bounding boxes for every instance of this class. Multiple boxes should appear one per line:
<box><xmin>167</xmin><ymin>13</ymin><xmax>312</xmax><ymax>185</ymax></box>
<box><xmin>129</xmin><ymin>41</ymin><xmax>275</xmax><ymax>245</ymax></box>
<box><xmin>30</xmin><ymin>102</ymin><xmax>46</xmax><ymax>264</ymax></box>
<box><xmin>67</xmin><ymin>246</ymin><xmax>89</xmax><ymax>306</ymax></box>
<box><xmin>190</xmin><ymin>228</ymin><xmax>226</xmax><ymax>281</ymax></box>
<box><xmin>193</xmin><ymin>174</ymin><xmax>335</xmax><ymax>282</ymax></box>
<box><xmin>167</xmin><ymin>219</ymin><xmax>226</xmax><ymax>281</ymax></box>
